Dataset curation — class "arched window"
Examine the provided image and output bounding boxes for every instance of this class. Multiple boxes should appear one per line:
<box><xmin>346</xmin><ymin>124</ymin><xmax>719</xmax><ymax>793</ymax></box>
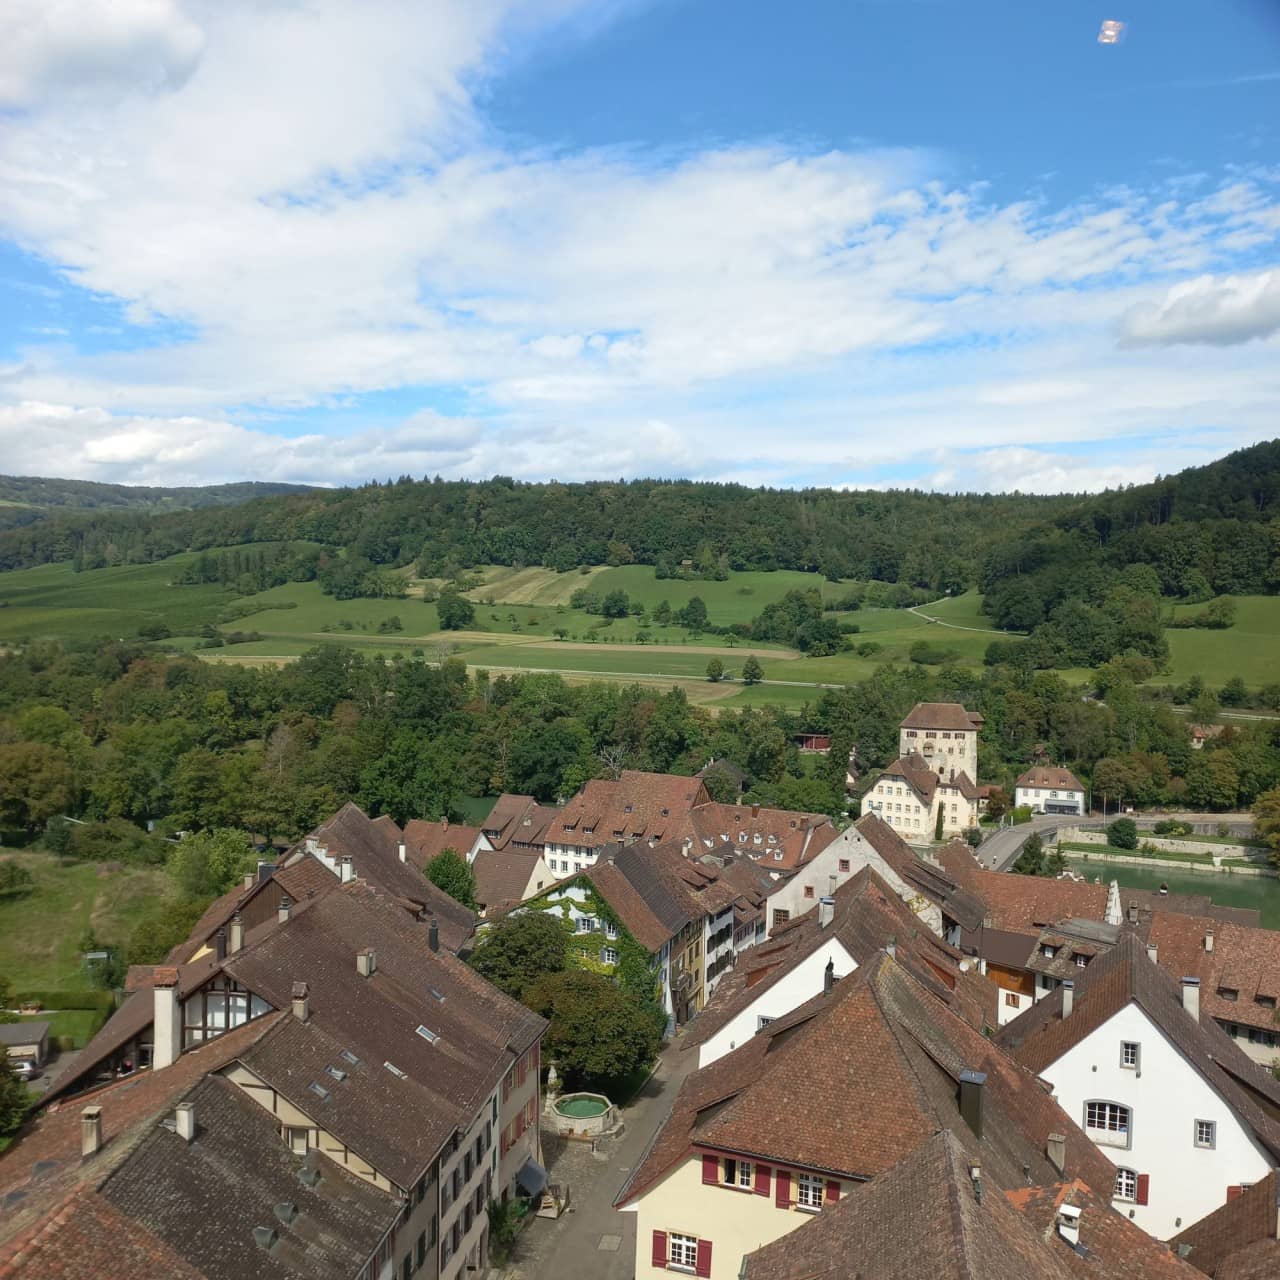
<box><xmin>1085</xmin><ymin>1100</ymin><xmax>1131</xmax><ymax>1148</ymax></box>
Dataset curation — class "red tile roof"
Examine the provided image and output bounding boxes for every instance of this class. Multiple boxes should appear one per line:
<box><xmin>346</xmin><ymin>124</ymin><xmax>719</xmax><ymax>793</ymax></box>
<box><xmin>402</xmin><ymin>819</ymin><xmax>482</xmax><ymax>870</ymax></box>
<box><xmin>471</xmin><ymin>849</ymin><xmax>549</xmax><ymax>914</ymax></box>
<box><xmin>554</xmin><ymin>772</ymin><xmax>708</xmax><ymax>850</ymax></box>
<box><xmin>1015</xmin><ymin>765</ymin><xmax>1086</xmax><ymax>793</ymax></box>
<box><xmin>901</xmin><ymin>702</ymin><xmax>983</xmax><ymax>732</ymax></box>
<box><xmin>1169</xmin><ymin>1171</ymin><xmax>1280</xmax><ymax>1277</ymax></box>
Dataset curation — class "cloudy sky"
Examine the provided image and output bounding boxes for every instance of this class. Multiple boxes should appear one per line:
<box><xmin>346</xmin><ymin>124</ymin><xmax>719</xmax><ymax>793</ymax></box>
<box><xmin>1</xmin><ymin>0</ymin><xmax>1278</xmax><ymax>493</ymax></box>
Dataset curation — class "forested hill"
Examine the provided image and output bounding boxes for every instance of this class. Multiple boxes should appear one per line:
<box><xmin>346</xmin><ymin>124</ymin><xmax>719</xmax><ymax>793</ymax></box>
<box><xmin>0</xmin><ymin>475</ymin><xmax>312</xmax><ymax>530</ymax></box>
<box><xmin>0</xmin><ymin>441</ymin><xmax>1276</xmax><ymax>601</ymax></box>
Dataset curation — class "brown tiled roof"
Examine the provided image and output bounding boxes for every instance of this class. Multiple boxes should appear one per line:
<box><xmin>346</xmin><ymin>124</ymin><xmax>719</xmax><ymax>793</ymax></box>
<box><xmin>583</xmin><ymin>854</ymin><xmax>679</xmax><ymax>952</ymax></box>
<box><xmin>689</xmin><ymin>801</ymin><xmax>837</xmax><ymax>870</ymax></box>
<box><xmin>995</xmin><ymin>934</ymin><xmax>1280</xmax><ymax>1161</ymax></box>
<box><xmin>167</xmin><ymin>880</ymin><xmax>251</xmax><ymax>964</ymax></box>
<box><xmin>1010</xmin><ymin>1178</ymin><xmax>1205</xmax><ymax>1279</ymax></box>
<box><xmin>0</xmin><ymin>1014</ymin><xmax>283</xmax><ymax>1249</ymax></box>
<box><xmin>854</xmin><ymin>818</ymin><xmax>986</xmax><ymax>931</ymax></box>
<box><xmin>685</xmin><ymin>867</ymin><xmax>996</xmax><ymax>1051</ymax></box>
<box><xmin>0</xmin><ymin>1189</ymin><xmax>205</xmax><ymax>1280</ymax></box>
<box><xmin>879</xmin><ymin>752</ymin><xmax>940</xmax><ymax>805</ymax></box>
<box><xmin>1170</xmin><ymin>1171</ymin><xmax>1280</xmax><ymax>1277</ymax></box>
<box><xmin>1217</xmin><ymin>1241</ymin><xmax>1280</xmax><ymax>1279</ymax></box>
<box><xmin>553</xmin><ymin>772</ymin><xmax>707</xmax><ymax>851</ymax></box>
<box><xmin>1015</xmin><ymin>766</ymin><xmax>1086</xmax><ymax>793</ymax></box>
<box><xmin>402</xmin><ymin>819</ymin><xmax>482</xmax><ymax>870</ymax></box>
<box><xmin>471</xmin><ymin>849</ymin><xmax>549</xmax><ymax>913</ymax></box>
<box><xmin>100</xmin><ymin>1074</ymin><xmax>399</xmax><ymax>1280</ymax></box>
<box><xmin>618</xmin><ymin>949</ymin><xmax>1115</xmax><ymax>1208</ymax></box>
<box><xmin>481</xmin><ymin>793</ymin><xmax>563</xmax><ymax>850</ymax></box>
<box><xmin>901</xmin><ymin>702</ymin><xmax>982</xmax><ymax>732</ymax></box>
<box><xmin>226</xmin><ymin>881</ymin><xmax>545</xmax><ymax>1188</ymax></box>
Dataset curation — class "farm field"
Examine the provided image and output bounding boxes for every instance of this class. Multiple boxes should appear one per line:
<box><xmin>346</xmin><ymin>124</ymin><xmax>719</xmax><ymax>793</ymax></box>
<box><xmin>0</xmin><ymin>853</ymin><xmax>168</xmax><ymax>992</ymax></box>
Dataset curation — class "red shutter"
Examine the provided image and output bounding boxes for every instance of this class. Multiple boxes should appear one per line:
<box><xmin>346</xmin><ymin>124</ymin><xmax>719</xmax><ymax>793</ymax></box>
<box><xmin>651</xmin><ymin>1231</ymin><xmax>668</xmax><ymax>1267</ymax></box>
<box><xmin>702</xmin><ymin>1154</ymin><xmax>720</xmax><ymax>1185</ymax></box>
<box><xmin>754</xmin><ymin>1164</ymin><xmax>772</xmax><ymax>1197</ymax></box>
<box><xmin>695</xmin><ymin>1239</ymin><xmax>712</xmax><ymax>1279</ymax></box>
<box><xmin>775</xmin><ymin>1170</ymin><xmax>791</xmax><ymax>1209</ymax></box>
<box><xmin>1227</xmin><ymin>1184</ymin><xmax>1243</xmax><ymax>1202</ymax></box>
<box><xmin>1136</xmin><ymin>1174</ymin><xmax>1150</xmax><ymax>1206</ymax></box>
<box><xmin>825</xmin><ymin>1179</ymin><xmax>840</xmax><ymax>1204</ymax></box>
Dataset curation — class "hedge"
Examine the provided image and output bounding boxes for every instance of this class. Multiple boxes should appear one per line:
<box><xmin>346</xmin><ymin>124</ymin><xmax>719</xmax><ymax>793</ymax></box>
<box><xmin>14</xmin><ymin>990</ymin><xmax>117</xmax><ymax>1013</ymax></box>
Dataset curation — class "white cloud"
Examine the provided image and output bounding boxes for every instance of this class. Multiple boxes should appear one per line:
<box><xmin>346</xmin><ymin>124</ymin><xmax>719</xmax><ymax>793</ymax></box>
<box><xmin>1118</xmin><ymin>268</ymin><xmax>1280</xmax><ymax>347</ymax></box>
<box><xmin>0</xmin><ymin>1</ymin><xmax>1277</xmax><ymax>489</ymax></box>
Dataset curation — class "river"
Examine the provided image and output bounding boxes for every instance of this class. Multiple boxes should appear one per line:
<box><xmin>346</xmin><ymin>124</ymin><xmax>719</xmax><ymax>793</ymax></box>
<box><xmin>1066</xmin><ymin>858</ymin><xmax>1280</xmax><ymax>930</ymax></box>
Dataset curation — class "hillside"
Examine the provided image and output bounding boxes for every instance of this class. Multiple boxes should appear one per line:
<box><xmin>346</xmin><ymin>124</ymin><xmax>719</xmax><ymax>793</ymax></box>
<box><xmin>0</xmin><ymin>475</ymin><xmax>314</xmax><ymax>535</ymax></box>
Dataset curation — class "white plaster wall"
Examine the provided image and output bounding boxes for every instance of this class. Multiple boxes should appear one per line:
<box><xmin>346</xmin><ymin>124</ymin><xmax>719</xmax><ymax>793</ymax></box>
<box><xmin>698</xmin><ymin>939</ymin><xmax>854</xmax><ymax>1068</ymax></box>
<box><xmin>1041</xmin><ymin>1001</ymin><xmax>1272</xmax><ymax>1238</ymax></box>
<box><xmin>1015</xmin><ymin>786</ymin><xmax>1084</xmax><ymax>815</ymax></box>
<box><xmin>996</xmin><ymin>988</ymin><xmax>1035</xmax><ymax>1027</ymax></box>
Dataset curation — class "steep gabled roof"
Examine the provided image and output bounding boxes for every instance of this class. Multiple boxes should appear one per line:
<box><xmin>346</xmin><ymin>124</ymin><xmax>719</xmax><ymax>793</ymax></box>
<box><xmin>226</xmin><ymin>881</ymin><xmax>544</xmax><ymax>1188</ymax></box>
<box><xmin>554</xmin><ymin>772</ymin><xmax>707</xmax><ymax>850</ymax></box>
<box><xmin>470</xmin><ymin>849</ymin><xmax>549</xmax><ymax>914</ymax></box>
<box><xmin>996</xmin><ymin>933</ymin><xmax>1280</xmax><ymax>1162</ymax></box>
<box><xmin>685</xmin><ymin>867</ymin><xmax>994</xmax><ymax>1051</ymax></box>
<box><xmin>879</xmin><ymin>753</ymin><xmax>940</xmax><ymax>805</ymax></box>
<box><xmin>854</xmin><ymin>819</ymin><xmax>986</xmax><ymax>931</ymax></box>
<box><xmin>99</xmin><ymin>1074</ymin><xmax>399</xmax><ymax>1280</ymax></box>
<box><xmin>618</xmin><ymin>950</ymin><xmax>1114</xmax><ymax>1208</ymax></box>
<box><xmin>688</xmin><ymin>801</ymin><xmax>837</xmax><ymax>870</ymax></box>
<box><xmin>479</xmin><ymin>794</ymin><xmax>561</xmax><ymax>850</ymax></box>
<box><xmin>740</xmin><ymin>1130</ymin><xmax>1077</xmax><ymax>1280</ymax></box>
<box><xmin>901</xmin><ymin>702</ymin><xmax>982</xmax><ymax>732</ymax></box>
<box><xmin>401</xmin><ymin>819</ymin><xmax>482</xmax><ymax>870</ymax></box>
<box><xmin>1169</xmin><ymin>1171</ymin><xmax>1280</xmax><ymax>1278</ymax></box>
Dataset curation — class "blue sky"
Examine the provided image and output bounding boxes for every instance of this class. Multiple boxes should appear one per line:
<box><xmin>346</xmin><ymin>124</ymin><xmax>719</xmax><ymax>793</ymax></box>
<box><xmin>0</xmin><ymin>0</ymin><xmax>1278</xmax><ymax>491</ymax></box>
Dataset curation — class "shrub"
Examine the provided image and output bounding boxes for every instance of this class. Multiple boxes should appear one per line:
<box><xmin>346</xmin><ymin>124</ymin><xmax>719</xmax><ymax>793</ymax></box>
<box><xmin>1107</xmin><ymin>818</ymin><xmax>1139</xmax><ymax>850</ymax></box>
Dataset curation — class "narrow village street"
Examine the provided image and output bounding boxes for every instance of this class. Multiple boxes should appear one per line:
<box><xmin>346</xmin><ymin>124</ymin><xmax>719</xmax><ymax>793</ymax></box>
<box><xmin>504</xmin><ymin>1035</ymin><xmax>699</xmax><ymax>1280</ymax></box>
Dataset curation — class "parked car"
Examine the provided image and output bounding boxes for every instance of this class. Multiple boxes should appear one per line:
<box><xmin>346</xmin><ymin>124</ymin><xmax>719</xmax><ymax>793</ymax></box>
<box><xmin>14</xmin><ymin>1060</ymin><xmax>40</xmax><ymax>1082</ymax></box>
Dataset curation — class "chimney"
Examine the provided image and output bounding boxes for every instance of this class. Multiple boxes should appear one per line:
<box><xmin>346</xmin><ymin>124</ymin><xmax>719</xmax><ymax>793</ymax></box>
<box><xmin>278</xmin><ymin>895</ymin><xmax>292</xmax><ymax>925</ymax></box>
<box><xmin>1056</xmin><ymin>1203</ymin><xmax>1082</xmax><ymax>1249</ymax></box>
<box><xmin>153</xmin><ymin>969</ymin><xmax>182</xmax><ymax>1070</ymax></box>
<box><xmin>356</xmin><ymin>948</ymin><xmax>377</xmax><ymax>978</ymax></box>
<box><xmin>175</xmin><ymin>1102</ymin><xmax>196</xmax><ymax>1143</ymax></box>
<box><xmin>429</xmin><ymin>920</ymin><xmax>440</xmax><ymax>953</ymax></box>
<box><xmin>1047</xmin><ymin>1132</ymin><xmax>1066</xmax><ymax>1174</ymax></box>
<box><xmin>214</xmin><ymin>927</ymin><xmax>227</xmax><ymax>962</ymax></box>
<box><xmin>1127</xmin><ymin>901</ymin><xmax>1137</xmax><ymax>925</ymax></box>
<box><xmin>442</xmin><ymin>818</ymin><xmax>449</xmax><ymax>832</ymax></box>
<box><xmin>818</xmin><ymin>896</ymin><xmax>835</xmax><ymax>929</ymax></box>
<box><xmin>958</xmin><ymin>1069</ymin><xmax>986</xmax><ymax>1139</ymax></box>
<box><xmin>886</xmin><ymin>935</ymin><xmax>897</xmax><ymax>960</ymax></box>
<box><xmin>751</xmin><ymin>804</ymin><xmax>760</xmax><ymax>818</ymax></box>
<box><xmin>398</xmin><ymin>841</ymin><xmax>407</xmax><ymax>863</ymax></box>
<box><xmin>229</xmin><ymin>912</ymin><xmax>245</xmax><ymax>954</ymax></box>
<box><xmin>339</xmin><ymin>856</ymin><xmax>354</xmax><ymax>884</ymax></box>
<box><xmin>824</xmin><ymin>957</ymin><xmax>834</xmax><ymax>996</ymax></box>
<box><xmin>1061</xmin><ymin>979</ymin><xmax>1074</xmax><ymax>1019</ymax></box>
<box><xmin>243</xmin><ymin>872</ymin><xmax>255</xmax><ymax>890</ymax></box>
<box><xmin>1182</xmin><ymin>977</ymin><xmax>1200</xmax><ymax>1022</ymax></box>
<box><xmin>81</xmin><ymin>1106</ymin><xmax>103</xmax><ymax>1158</ymax></box>
<box><xmin>1146</xmin><ymin>942</ymin><xmax>1158</xmax><ymax>965</ymax></box>
<box><xmin>291</xmin><ymin>981</ymin><xmax>309</xmax><ymax>1023</ymax></box>
<box><xmin>1205</xmin><ymin>927</ymin><xmax>1215</xmax><ymax>954</ymax></box>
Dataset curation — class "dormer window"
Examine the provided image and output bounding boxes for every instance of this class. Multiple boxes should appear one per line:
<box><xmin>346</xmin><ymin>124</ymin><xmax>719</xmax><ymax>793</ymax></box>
<box><xmin>773</xmin><ymin>852</ymin><xmax>783</xmax><ymax>862</ymax></box>
<box><xmin>1042</xmin><ymin>945</ymin><xmax>1056</xmax><ymax>959</ymax></box>
<box><xmin>1219</xmin><ymin>987</ymin><xmax>1239</xmax><ymax>1001</ymax></box>
<box><xmin>624</xmin><ymin>804</ymin><xmax>633</xmax><ymax>813</ymax></box>
<box><xmin>1257</xmin><ymin>995</ymin><xmax>1277</xmax><ymax>1010</ymax></box>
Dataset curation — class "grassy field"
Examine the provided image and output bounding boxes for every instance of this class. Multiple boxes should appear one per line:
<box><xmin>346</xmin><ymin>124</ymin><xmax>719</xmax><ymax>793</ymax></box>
<box><xmin>1161</xmin><ymin>596</ymin><xmax>1280</xmax><ymax>687</ymax></box>
<box><xmin>13</xmin><ymin>1008</ymin><xmax>106</xmax><ymax>1048</ymax></box>
<box><xmin>0</xmin><ymin>853</ymin><xmax>167</xmax><ymax>992</ymax></box>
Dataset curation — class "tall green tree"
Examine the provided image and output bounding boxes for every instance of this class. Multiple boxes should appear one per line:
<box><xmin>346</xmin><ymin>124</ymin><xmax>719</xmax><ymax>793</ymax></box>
<box><xmin>741</xmin><ymin>655</ymin><xmax>763</xmax><ymax>685</ymax></box>
<box><xmin>425</xmin><ymin>849</ymin><xmax>477</xmax><ymax>910</ymax></box>
<box><xmin>469</xmin><ymin>912</ymin><xmax>570</xmax><ymax>999</ymax></box>
<box><xmin>168</xmin><ymin>828</ymin><xmax>257</xmax><ymax>900</ymax></box>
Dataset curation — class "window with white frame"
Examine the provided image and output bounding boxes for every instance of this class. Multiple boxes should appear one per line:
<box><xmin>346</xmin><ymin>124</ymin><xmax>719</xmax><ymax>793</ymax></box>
<box><xmin>1085</xmin><ymin>1101</ymin><xmax>1130</xmax><ymax>1147</ymax></box>
<box><xmin>1114</xmin><ymin>1168</ymin><xmax>1137</xmax><ymax>1202</ymax></box>
<box><xmin>602</xmin><ymin>947</ymin><xmax>618</xmax><ymax>965</ymax></box>
<box><xmin>604</xmin><ymin>921</ymin><xmax>618</xmax><ymax>938</ymax></box>
<box><xmin>797</xmin><ymin>1173</ymin><xmax>824</xmax><ymax>1209</ymax></box>
<box><xmin>1121</xmin><ymin>1041</ymin><xmax>1140</xmax><ymax>1069</ymax></box>
<box><xmin>723</xmin><ymin>1158</ymin><xmax>752</xmax><ymax>1189</ymax></box>
<box><xmin>1195</xmin><ymin>1120</ymin><xmax>1216</xmax><ymax>1149</ymax></box>
<box><xmin>757</xmin><ymin>1014</ymin><xmax>775</xmax><ymax>1031</ymax></box>
<box><xmin>669</xmin><ymin>1233</ymin><xmax>698</xmax><ymax>1269</ymax></box>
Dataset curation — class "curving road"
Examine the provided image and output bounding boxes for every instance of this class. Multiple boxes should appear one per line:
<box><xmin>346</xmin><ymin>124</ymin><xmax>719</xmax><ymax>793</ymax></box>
<box><xmin>976</xmin><ymin>815</ymin><xmax>1076</xmax><ymax>872</ymax></box>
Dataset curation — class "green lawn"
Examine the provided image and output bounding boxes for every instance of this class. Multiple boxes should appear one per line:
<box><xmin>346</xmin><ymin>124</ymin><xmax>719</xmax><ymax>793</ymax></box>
<box><xmin>13</xmin><ymin>1008</ymin><xmax>107</xmax><ymax>1049</ymax></box>
<box><xmin>0</xmin><ymin>853</ymin><xmax>168</xmax><ymax>992</ymax></box>
<box><xmin>1161</xmin><ymin>596</ymin><xmax>1280</xmax><ymax>687</ymax></box>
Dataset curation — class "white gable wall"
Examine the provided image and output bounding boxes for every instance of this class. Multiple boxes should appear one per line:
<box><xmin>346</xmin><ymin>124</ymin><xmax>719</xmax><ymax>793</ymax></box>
<box><xmin>697</xmin><ymin>938</ymin><xmax>854</xmax><ymax>1068</ymax></box>
<box><xmin>1039</xmin><ymin>1000</ymin><xmax>1272</xmax><ymax>1238</ymax></box>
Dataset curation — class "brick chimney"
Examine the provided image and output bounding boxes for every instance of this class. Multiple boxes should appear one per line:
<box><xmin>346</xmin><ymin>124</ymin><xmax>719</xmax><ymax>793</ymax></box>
<box><xmin>1182</xmin><ymin>977</ymin><xmax>1200</xmax><ymax>1022</ymax></box>
<box><xmin>81</xmin><ymin>1106</ymin><xmax>103</xmax><ymax>1158</ymax></box>
<box><xmin>153</xmin><ymin>968</ymin><xmax>182</xmax><ymax>1070</ymax></box>
<box><xmin>291</xmin><ymin>981</ymin><xmax>309</xmax><ymax>1023</ymax></box>
<box><xmin>751</xmin><ymin>804</ymin><xmax>760</xmax><ymax>818</ymax></box>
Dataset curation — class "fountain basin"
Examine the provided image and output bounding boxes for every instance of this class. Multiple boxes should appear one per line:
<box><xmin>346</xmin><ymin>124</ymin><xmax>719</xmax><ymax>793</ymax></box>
<box><xmin>550</xmin><ymin>1091</ymin><xmax>616</xmax><ymax>1137</ymax></box>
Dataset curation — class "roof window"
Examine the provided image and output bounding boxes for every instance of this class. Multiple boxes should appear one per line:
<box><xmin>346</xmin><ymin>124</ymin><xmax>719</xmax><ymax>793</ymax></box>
<box><xmin>340</xmin><ymin>1049</ymin><xmax>361</xmax><ymax>1066</ymax></box>
<box><xmin>429</xmin><ymin>987</ymin><xmax>446</xmax><ymax>1002</ymax></box>
<box><xmin>308</xmin><ymin>1082</ymin><xmax>331</xmax><ymax>1102</ymax></box>
<box><xmin>384</xmin><ymin>1061</ymin><xmax>407</xmax><ymax>1078</ymax></box>
<box><xmin>324</xmin><ymin>1065</ymin><xmax>347</xmax><ymax>1082</ymax></box>
<box><xmin>1218</xmin><ymin>987</ymin><xmax>1238</xmax><ymax>1001</ymax></box>
<box><xmin>415</xmin><ymin>1024</ymin><xmax>440</xmax><ymax>1044</ymax></box>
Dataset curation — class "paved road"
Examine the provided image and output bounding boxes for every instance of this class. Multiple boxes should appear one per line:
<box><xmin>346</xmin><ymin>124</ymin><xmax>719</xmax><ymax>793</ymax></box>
<box><xmin>978</xmin><ymin>815</ymin><xmax>1074</xmax><ymax>872</ymax></box>
<box><xmin>507</xmin><ymin>1036</ymin><xmax>699</xmax><ymax>1280</ymax></box>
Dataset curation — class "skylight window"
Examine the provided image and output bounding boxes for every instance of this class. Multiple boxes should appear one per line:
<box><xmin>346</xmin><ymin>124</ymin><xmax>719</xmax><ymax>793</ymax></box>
<box><xmin>308</xmin><ymin>1082</ymin><xmax>331</xmax><ymax>1102</ymax></box>
<box><xmin>415</xmin><ymin>1024</ymin><xmax>440</xmax><ymax>1044</ymax></box>
<box><xmin>429</xmin><ymin>987</ymin><xmax>446</xmax><ymax>1002</ymax></box>
<box><xmin>340</xmin><ymin>1049</ymin><xmax>361</xmax><ymax>1066</ymax></box>
<box><xmin>384</xmin><ymin>1061</ymin><xmax>407</xmax><ymax>1078</ymax></box>
<box><xmin>324</xmin><ymin>1065</ymin><xmax>347</xmax><ymax>1082</ymax></box>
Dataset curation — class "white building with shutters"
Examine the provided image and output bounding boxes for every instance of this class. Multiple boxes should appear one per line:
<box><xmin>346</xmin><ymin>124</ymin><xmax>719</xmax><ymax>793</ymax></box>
<box><xmin>995</xmin><ymin>934</ymin><xmax>1280</xmax><ymax>1240</ymax></box>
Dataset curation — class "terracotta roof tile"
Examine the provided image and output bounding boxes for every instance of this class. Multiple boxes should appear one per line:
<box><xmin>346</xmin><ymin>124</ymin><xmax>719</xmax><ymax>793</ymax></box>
<box><xmin>1015</xmin><ymin>766</ymin><xmax>1086</xmax><ymax>793</ymax></box>
<box><xmin>471</xmin><ymin>849</ymin><xmax>549</xmax><ymax>913</ymax></box>
<box><xmin>1169</xmin><ymin>1171</ymin><xmax>1279</xmax><ymax>1277</ymax></box>
<box><xmin>901</xmin><ymin>702</ymin><xmax>983</xmax><ymax>732</ymax></box>
<box><xmin>402</xmin><ymin>819</ymin><xmax>482</xmax><ymax>869</ymax></box>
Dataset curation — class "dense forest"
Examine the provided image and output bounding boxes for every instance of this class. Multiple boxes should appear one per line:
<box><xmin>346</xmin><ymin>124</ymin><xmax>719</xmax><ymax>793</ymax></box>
<box><xmin>0</xmin><ymin>441</ymin><xmax>1276</xmax><ymax>632</ymax></box>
